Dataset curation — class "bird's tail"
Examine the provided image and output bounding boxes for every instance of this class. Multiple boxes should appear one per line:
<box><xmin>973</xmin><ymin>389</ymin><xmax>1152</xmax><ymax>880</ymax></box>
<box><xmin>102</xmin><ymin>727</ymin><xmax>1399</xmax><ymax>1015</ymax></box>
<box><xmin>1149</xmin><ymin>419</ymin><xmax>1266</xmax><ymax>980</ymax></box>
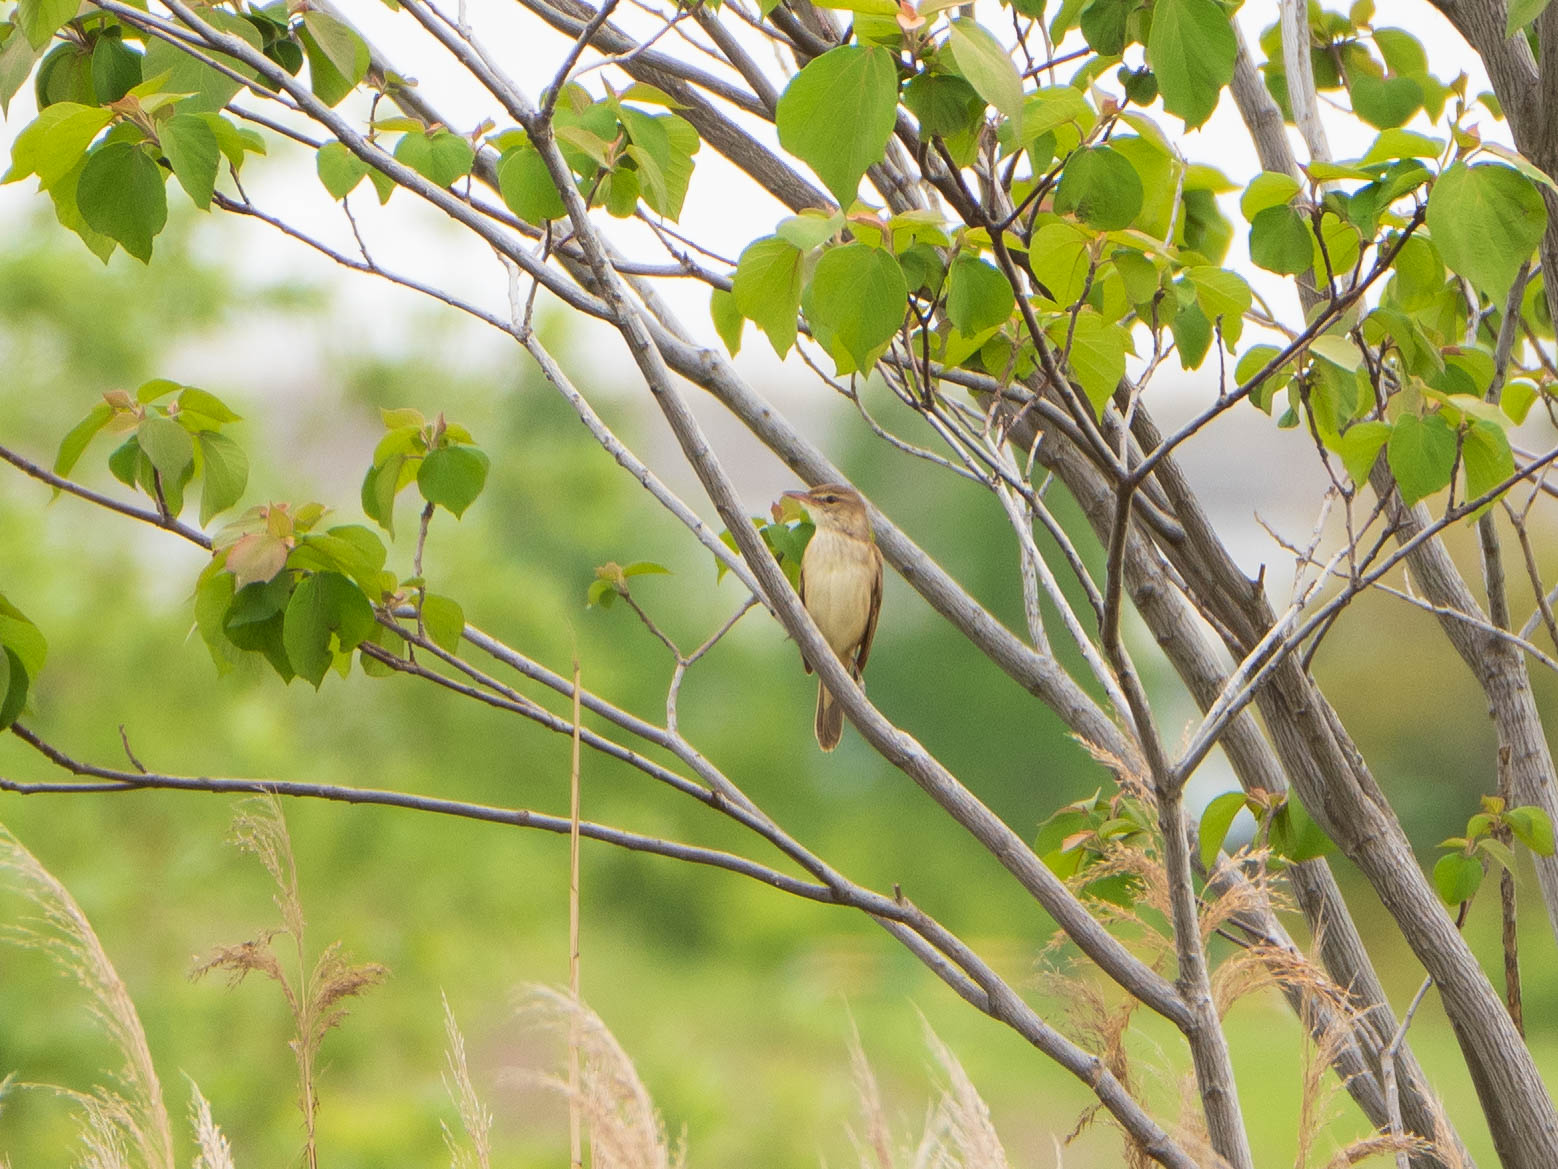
<box><xmin>815</xmin><ymin>680</ymin><xmax>844</xmax><ymax>751</ymax></box>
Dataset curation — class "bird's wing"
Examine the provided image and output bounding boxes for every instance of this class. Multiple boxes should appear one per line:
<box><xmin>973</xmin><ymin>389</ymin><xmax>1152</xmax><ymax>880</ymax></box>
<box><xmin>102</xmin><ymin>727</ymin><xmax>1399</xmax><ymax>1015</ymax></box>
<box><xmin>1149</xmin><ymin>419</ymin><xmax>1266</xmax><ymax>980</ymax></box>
<box><xmin>853</xmin><ymin>543</ymin><xmax>884</xmax><ymax>678</ymax></box>
<box><xmin>798</xmin><ymin>554</ymin><xmax>813</xmax><ymax>675</ymax></box>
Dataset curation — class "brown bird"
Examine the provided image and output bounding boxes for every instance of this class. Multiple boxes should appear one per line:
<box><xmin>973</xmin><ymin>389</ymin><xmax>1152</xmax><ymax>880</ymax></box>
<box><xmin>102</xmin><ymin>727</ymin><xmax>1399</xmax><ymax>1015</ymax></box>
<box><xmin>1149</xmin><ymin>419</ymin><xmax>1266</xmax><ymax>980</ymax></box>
<box><xmin>782</xmin><ymin>483</ymin><xmax>884</xmax><ymax>751</ymax></box>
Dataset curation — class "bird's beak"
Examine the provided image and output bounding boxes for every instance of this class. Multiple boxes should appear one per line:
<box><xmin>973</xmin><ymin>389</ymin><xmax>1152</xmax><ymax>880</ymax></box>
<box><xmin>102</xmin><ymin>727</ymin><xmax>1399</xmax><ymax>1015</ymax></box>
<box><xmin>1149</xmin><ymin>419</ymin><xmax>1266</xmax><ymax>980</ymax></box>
<box><xmin>781</xmin><ymin>489</ymin><xmax>810</xmax><ymax>501</ymax></box>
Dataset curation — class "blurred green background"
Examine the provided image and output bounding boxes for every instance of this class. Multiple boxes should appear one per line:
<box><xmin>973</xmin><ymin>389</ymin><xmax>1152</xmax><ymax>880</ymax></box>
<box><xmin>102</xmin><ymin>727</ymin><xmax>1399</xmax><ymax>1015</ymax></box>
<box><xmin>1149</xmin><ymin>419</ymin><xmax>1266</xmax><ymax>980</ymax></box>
<box><xmin>2</xmin><ymin>204</ymin><xmax>1556</xmax><ymax>1169</ymax></box>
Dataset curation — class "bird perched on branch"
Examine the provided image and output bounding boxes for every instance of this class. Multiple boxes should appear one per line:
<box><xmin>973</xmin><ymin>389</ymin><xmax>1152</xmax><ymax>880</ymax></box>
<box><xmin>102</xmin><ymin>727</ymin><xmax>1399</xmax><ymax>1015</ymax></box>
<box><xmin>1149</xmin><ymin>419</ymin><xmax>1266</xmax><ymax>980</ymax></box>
<box><xmin>781</xmin><ymin>483</ymin><xmax>883</xmax><ymax>751</ymax></box>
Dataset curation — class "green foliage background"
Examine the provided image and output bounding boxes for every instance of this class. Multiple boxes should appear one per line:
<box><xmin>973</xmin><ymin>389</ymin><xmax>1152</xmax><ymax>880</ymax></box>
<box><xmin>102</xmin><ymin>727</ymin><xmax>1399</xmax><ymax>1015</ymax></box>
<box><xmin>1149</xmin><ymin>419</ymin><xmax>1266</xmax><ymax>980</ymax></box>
<box><xmin>1</xmin><ymin>208</ymin><xmax>1555</xmax><ymax>1167</ymax></box>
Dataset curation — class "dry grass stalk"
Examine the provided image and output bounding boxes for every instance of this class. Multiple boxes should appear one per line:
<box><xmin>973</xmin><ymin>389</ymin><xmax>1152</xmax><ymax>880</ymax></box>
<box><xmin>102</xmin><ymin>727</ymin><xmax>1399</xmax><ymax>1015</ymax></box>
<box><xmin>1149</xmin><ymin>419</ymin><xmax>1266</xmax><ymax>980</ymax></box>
<box><xmin>441</xmin><ymin>994</ymin><xmax>494</xmax><ymax>1169</ymax></box>
<box><xmin>519</xmin><ymin>985</ymin><xmax>685</xmax><ymax>1169</ymax></box>
<box><xmin>190</xmin><ymin>798</ymin><xmax>385</xmax><ymax>1169</ymax></box>
<box><xmin>0</xmin><ymin>825</ymin><xmax>174</xmax><ymax>1169</ymax></box>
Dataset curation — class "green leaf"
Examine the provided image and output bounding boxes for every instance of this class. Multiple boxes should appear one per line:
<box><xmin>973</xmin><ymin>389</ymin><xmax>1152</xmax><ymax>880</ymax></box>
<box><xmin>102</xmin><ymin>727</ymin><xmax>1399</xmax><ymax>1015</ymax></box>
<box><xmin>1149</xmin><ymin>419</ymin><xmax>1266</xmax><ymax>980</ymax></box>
<box><xmin>283</xmin><ymin>570</ymin><xmax>375</xmax><ymax>687</ymax></box>
<box><xmin>902</xmin><ymin>71</ymin><xmax>984</xmax><ymax>141</ymax></box>
<box><xmin>497</xmin><ymin>144</ymin><xmax>566</xmax><ymax>222</ymax></box>
<box><xmin>946</xmin><ymin>253</ymin><xmax>1014</xmax><ymax>334</ymax></box>
<box><xmin>710</xmin><ymin>287</ymin><xmax>744</xmax><ymax>355</ymax></box>
<box><xmin>947</xmin><ymin>19</ymin><xmax>1023</xmax><ymax>136</ymax></box>
<box><xmin>1269</xmin><ymin>793</ymin><xmax>1336</xmax><ymax>862</ymax></box>
<box><xmin>1387</xmin><ymin>412</ymin><xmax>1457</xmax><ymax>505</ymax></box>
<box><xmin>586</xmin><ymin>576</ymin><xmax>619</xmax><ymax>608</ymax></box>
<box><xmin>622</xmin><ymin>560</ymin><xmax>671</xmax><ymax>577</ymax></box>
<box><xmin>0</xmin><ymin>29</ymin><xmax>39</xmax><ymax>115</ymax></box>
<box><xmin>1198</xmin><ymin>790</ymin><xmax>1248</xmax><ymax>870</ymax></box>
<box><xmin>647</xmin><ymin>112</ymin><xmax>698</xmax><ymax>221</ymax></box>
<box><xmin>1337</xmin><ymin>420</ymin><xmax>1391</xmax><ymax>485</ymax></box>
<box><xmin>1054</xmin><ymin>145</ymin><xmax>1143</xmax><ymax>230</ymax></box>
<box><xmin>193</xmin><ymin>563</ymin><xmax>239</xmax><ymax>674</ymax></box>
<box><xmin>4</xmin><ymin>102</ymin><xmax>113</xmax><ymax>188</ymax></box>
<box><xmin>420</xmin><ymin>592</ymin><xmax>465</xmax><ymax>654</ymax></box>
<box><xmin>317</xmin><ymin>140</ymin><xmax>369</xmax><ymax>199</ymax></box>
<box><xmin>361</xmin><ymin>455</ymin><xmax>404</xmax><ymax>535</ymax></box>
<box><xmin>732</xmin><ymin>235</ymin><xmax>803</xmax><ymax>357</ymax></box>
<box><xmin>1505</xmin><ymin>806</ymin><xmax>1556</xmax><ymax>856</ymax></box>
<box><xmin>1462</xmin><ymin>417</ymin><xmax>1516</xmax><ymax>512</ymax></box>
<box><xmin>1349</xmin><ymin>70</ymin><xmax>1422</xmax><ymax>129</ymax></box>
<box><xmin>291</xmin><ymin>526</ymin><xmax>388</xmax><ymax>595</ymax></box>
<box><xmin>1046</xmin><ymin>310</ymin><xmax>1128</xmax><ymax>415</ymax></box>
<box><xmin>1238</xmin><ymin>171</ymin><xmax>1301</xmax><ymax>221</ymax></box>
<box><xmin>1249</xmin><ymin>204</ymin><xmax>1313</xmax><ymax>276</ymax></box>
<box><xmin>776</xmin><ymin>209</ymin><xmax>844</xmax><ymax>251</ymax></box>
<box><xmin>1029</xmin><ymin>220</ymin><xmax>1093</xmax><ymax>304</ymax></box>
<box><xmin>804</xmin><ymin>242</ymin><xmax>907</xmax><ymax>373</ymax></box>
<box><xmin>108</xmin><ymin>436</ymin><xmax>142</xmax><ymax>488</ymax></box>
<box><xmin>90</xmin><ymin>34</ymin><xmax>142</xmax><ymax>104</ymax></box>
<box><xmin>1427</xmin><ymin>163</ymin><xmax>1547</xmax><ymax>304</ymax></box>
<box><xmin>140</xmin><ymin>11</ymin><xmax>261</xmax><ymax>114</ymax></box>
<box><xmin>0</xmin><ymin>594</ymin><xmax>47</xmax><ymax>677</ymax></box>
<box><xmin>775</xmin><ymin>45</ymin><xmax>898</xmax><ymax>204</ymax></box>
<box><xmin>1362</xmin><ymin>128</ymin><xmax>1443</xmax><ymax>164</ymax></box>
<box><xmin>0</xmin><ymin>647</ymin><xmax>28</xmax><ymax>731</ymax></box>
<box><xmin>1503</xmin><ymin>380</ymin><xmax>1538</xmax><ymax>425</ymax></box>
<box><xmin>77</xmin><ymin>140</ymin><xmax>167</xmax><ymax>263</ymax></box>
<box><xmin>136</xmin><ymin>378</ymin><xmax>180</xmax><ymax>404</ymax></box>
<box><xmin>299</xmin><ymin>10</ymin><xmax>369</xmax><ymax>108</ymax></box>
<box><xmin>178</xmin><ymin>386</ymin><xmax>241</xmax><ymax>425</ymax></box>
<box><xmin>1433</xmin><ymin>851</ymin><xmax>1482</xmax><ymax>906</ymax></box>
<box><xmin>417</xmin><ymin>445</ymin><xmax>490</xmax><ymax>518</ymax></box>
<box><xmin>1080</xmin><ymin>0</ymin><xmax>1130</xmax><ymax>54</ymax></box>
<box><xmin>394</xmin><ymin>128</ymin><xmax>475</xmax><ymax>189</ymax></box>
<box><xmin>137</xmin><ymin>413</ymin><xmax>194</xmax><ymax>482</ymax></box>
<box><xmin>17</xmin><ymin>0</ymin><xmax>80</xmax><ymax>50</ymax></box>
<box><xmin>160</xmin><ymin>112</ymin><xmax>220</xmax><ymax>209</ymax></box>
<box><xmin>1146</xmin><ymin>0</ymin><xmax>1235</xmax><ymax>129</ymax></box>
<box><xmin>1170</xmin><ymin>298</ymin><xmax>1211</xmax><ymax>370</ymax></box>
<box><xmin>1507</xmin><ymin>0</ymin><xmax>1552</xmax><ymax>34</ymax></box>
<box><xmin>196</xmin><ymin>430</ymin><xmax>248</xmax><ymax>524</ymax></box>
<box><xmin>1185</xmin><ymin>266</ymin><xmax>1250</xmax><ymax>345</ymax></box>
<box><xmin>54</xmin><ymin>400</ymin><xmax>114</xmax><ymax>478</ymax></box>
<box><xmin>223</xmin><ymin>577</ymin><xmax>294</xmax><ymax>680</ymax></box>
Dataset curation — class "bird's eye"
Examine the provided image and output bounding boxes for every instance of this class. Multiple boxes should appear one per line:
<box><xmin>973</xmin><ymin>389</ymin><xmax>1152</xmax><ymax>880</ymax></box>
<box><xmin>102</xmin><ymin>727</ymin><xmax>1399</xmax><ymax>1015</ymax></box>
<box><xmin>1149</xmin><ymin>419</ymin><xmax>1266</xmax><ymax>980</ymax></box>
<box><xmin>820</xmin><ymin>494</ymin><xmax>836</xmax><ymax>503</ymax></box>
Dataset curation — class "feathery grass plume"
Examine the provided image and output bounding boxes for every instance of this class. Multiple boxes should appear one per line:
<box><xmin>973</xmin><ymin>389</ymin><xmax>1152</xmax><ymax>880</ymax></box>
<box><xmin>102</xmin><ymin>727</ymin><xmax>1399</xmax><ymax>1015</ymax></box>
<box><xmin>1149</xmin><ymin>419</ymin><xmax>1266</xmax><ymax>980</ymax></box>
<box><xmin>1200</xmin><ymin>864</ymin><xmax>1462</xmax><ymax>1169</ymax></box>
<box><xmin>517</xmin><ymin>986</ymin><xmax>685</xmax><ymax>1169</ymax></box>
<box><xmin>190</xmin><ymin>798</ymin><xmax>386</xmax><ymax>1169</ymax></box>
<box><xmin>441</xmin><ymin>993</ymin><xmax>493</xmax><ymax>1169</ymax></box>
<box><xmin>186</xmin><ymin>1078</ymin><xmax>235</xmax><ymax>1169</ymax></box>
<box><xmin>1197</xmin><ymin>851</ymin><xmax>1292</xmax><ymax>946</ymax></box>
<box><xmin>920</xmin><ymin>1022</ymin><xmax>1008</xmax><ymax>1169</ymax></box>
<box><xmin>844</xmin><ymin>1020</ymin><xmax>895</xmax><ymax>1169</ymax></box>
<box><xmin>0</xmin><ymin>824</ymin><xmax>175</xmax><ymax>1169</ymax></box>
<box><xmin>843</xmin><ymin>1023</ymin><xmax>1010</xmax><ymax>1169</ymax></box>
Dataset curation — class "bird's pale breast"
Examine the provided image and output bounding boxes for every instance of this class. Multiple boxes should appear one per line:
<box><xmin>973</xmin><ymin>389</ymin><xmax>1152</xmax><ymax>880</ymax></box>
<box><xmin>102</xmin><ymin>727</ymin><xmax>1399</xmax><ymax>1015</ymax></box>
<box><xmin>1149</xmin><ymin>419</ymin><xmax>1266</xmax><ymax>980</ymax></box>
<box><xmin>804</xmin><ymin>527</ymin><xmax>876</xmax><ymax>656</ymax></box>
